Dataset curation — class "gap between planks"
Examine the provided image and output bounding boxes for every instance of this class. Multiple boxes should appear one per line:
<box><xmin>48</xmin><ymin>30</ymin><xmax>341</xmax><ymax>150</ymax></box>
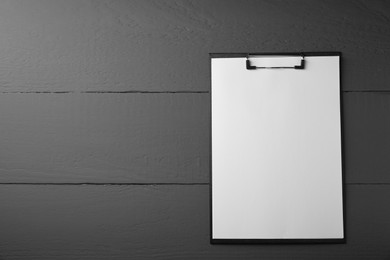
<box><xmin>0</xmin><ymin>90</ymin><xmax>388</xmax><ymax>94</ymax></box>
<box><xmin>0</xmin><ymin>182</ymin><xmax>209</xmax><ymax>185</ymax></box>
<box><xmin>0</xmin><ymin>91</ymin><xmax>209</xmax><ymax>94</ymax></box>
<box><xmin>343</xmin><ymin>90</ymin><xmax>390</xmax><ymax>93</ymax></box>
<box><xmin>0</xmin><ymin>183</ymin><xmax>388</xmax><ymax>186</ymax></box>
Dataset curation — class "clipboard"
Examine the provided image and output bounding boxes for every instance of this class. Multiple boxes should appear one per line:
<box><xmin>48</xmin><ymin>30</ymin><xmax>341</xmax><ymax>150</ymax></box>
<box><xmin>210</xmin><ymin>52</ymin><xmax>345</xmax><ymax>244</ymax></box>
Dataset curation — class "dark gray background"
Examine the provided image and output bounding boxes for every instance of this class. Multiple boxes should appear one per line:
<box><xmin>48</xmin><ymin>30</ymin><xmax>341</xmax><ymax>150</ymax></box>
<box><xmin>0</xmin><ymin>0</ymin><xmax>389</xmax><ymax>259</ymax></box>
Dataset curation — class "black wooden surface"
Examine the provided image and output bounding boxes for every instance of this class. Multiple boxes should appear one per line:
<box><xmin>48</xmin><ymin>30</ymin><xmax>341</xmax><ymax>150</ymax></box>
<box><xmin>0</xmin><ymin>0</ymin><xmax>389</xmax><ymax>259</ymax></box>
<box><xmin>0</xmin><ymin>185</ymin><xmax>389</xmax><ymax>260</ymax></box>
<box><xmin>0</xmin><ymin>93</ymin><xmax>209</xmax><ymax>183</ymax></box>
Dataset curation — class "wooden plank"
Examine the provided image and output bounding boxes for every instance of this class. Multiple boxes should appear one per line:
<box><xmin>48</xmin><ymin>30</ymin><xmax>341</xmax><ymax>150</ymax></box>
<box><xmin>0</xmin><ymin>184</ymin><xmax>388</xmax><ymax>259</ymax></box>
<box><xmin>1</xmin><ymin>92</ymin><xmax>389</xmax><ymax>184</ymax></box>
<box><xmin>0</xmin><ymin>0</ymin><xmax>388</xmax><ymax>91</ymax></box>
<box><xmin>0</xmin><ymin>94</ymin><xmax>209</xmax><ymax>183</ymax></box>
<box><xmin>343</xmin><ymin>93</ymin><xmax>390</xmax><ymax>183</ymax></box>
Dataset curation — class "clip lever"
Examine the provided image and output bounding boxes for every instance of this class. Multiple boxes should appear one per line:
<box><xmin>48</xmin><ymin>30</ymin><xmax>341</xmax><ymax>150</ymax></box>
<box><xmin>246</xmin><ymin>54</ymin><xmax>305</xmax><ymax>70</ymax></box>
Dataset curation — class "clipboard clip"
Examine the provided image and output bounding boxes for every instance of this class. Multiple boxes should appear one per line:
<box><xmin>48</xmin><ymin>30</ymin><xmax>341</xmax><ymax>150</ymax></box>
<box><xmin>246</xmin><ymin>54</ymin><xmax>305</xmax><ymax>70</ymax></box>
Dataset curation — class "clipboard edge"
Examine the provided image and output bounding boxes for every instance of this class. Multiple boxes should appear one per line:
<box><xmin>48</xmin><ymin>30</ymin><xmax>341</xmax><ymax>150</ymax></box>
<box><xmin>209</xmin><ymin>52</ymin><xmax>341</xmax><ymax>58</ymax></box>
<box><xmin>211</xmin><ymin>238</ymin><xmax>346</xmax><ymax>245</ymax></box>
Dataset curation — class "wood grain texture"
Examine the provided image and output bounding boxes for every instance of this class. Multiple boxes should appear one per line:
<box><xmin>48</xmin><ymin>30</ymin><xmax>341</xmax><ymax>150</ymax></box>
<box><xmin>0</xmin><ymin>185</ymin><xmax>388</xmax><ymax>260</ymax></box>
<box><xmin>0</xmin><ymin>93</ymin><xmax>209</xmax><ymax>183</ymax></box>
<box><xmin>344</xmin><ymin>92</ymin><xmax>390</xmax><ymax>183</ymax></box>
<box><xmin>2</xmin><ymin>92</ymin><xmax>390</xmax><ymax>184</ymax></box>
<box><xmin>0</xmin><ymin>1</ymin><xmax>389</xmax><ymax>259</ymax></box>
<box><xmin>0</xmin><ymin>0</ymin><xmax>388</xmax><ymax>91</ymax></box>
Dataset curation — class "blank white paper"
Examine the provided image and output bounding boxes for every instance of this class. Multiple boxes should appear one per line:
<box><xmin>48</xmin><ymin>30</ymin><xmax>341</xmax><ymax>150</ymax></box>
<box><xmin>211</xmin><ymin>56</ymin><xmax>343</xmax><ymax>239</ymax></box>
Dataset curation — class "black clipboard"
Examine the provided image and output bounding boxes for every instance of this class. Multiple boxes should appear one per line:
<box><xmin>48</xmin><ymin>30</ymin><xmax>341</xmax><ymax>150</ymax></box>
<box><xmin>210</xmin><ymin>52</ymin><xmax>345</xmax><ymax>244</ymax></box>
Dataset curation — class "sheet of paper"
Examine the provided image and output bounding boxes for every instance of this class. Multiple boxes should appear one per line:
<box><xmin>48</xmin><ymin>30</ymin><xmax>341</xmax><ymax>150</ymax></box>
<box><xmin>211</xmin><ymin>56</ymin><xmax>344</xmax><ymax>239</ymax></box>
